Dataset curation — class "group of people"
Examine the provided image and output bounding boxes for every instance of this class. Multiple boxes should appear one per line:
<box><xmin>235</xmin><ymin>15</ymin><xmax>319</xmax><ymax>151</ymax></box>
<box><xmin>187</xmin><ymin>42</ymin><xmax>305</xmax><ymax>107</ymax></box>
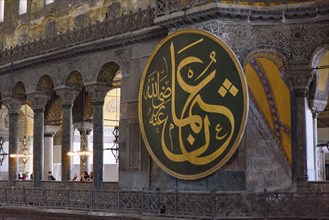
<box><xmin>18</xmin><ymin>171</ymin><xmax>94</xmax><ymax>182</ymax></box>
<box><xmin>72</xmin><ymin>171</ymin><xmax>93</xmax><ymax>182</ymax></box>
<box><xmin>18</xmin><ymin>172</ymin><xmax>32</xmax><ymax>180</ymax></box>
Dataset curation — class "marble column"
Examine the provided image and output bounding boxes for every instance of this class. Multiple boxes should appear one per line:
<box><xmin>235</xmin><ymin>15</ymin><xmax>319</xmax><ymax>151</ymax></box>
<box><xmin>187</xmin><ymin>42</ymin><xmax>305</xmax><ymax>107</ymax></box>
<box><xmin>74</xmin><ymin>122</ymin><xmax>93</xmax><ymax>174</ymax></box>
<box><xmin>87</xmin><ymin>84</ymin><xmax>109</xmax><ymax>190</ymax></box>
<box><xmin>44</xmin><ymin>125</ymin><xmax>59</xmax><ymax>181</ymax></box>
<box><xmin>29</xmin><ymin>93</ymin><xmax>50</xmax><ymax>188</ymax></box>
<box><xmin>310</xmin><ymin>98</ymin><xmax>328</xmax><ymax>181</ymax></box>
<box><xmin>286</xmin><ymin>68</ymin><xmax>314</xmax><ymax>191</ymax></box>
<box><xmin>56</xmin><ymin>88</ymin><xmax>80</xmax><ymax>188</ymax></box>
<box><xmin>3</xmin><ymin>99</ymin><xmax>23</xmax><ymax>187</ymax></box>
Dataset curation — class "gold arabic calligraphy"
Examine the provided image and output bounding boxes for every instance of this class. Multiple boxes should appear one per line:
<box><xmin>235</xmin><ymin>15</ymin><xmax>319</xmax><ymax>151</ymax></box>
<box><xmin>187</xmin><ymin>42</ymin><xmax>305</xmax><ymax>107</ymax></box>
<box><xmin>143</xmin><ymin>38</ymin><xmax>235</xmax><ymax>165</ymax></box>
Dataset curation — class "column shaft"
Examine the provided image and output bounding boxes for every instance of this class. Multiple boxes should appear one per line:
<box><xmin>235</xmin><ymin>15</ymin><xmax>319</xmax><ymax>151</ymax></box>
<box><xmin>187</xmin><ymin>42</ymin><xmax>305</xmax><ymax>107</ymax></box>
<box><xmin>5</xmin><ymin>99</ymin><xmax>23</xmax><ymax>187</ymax></box>
<box><xmin>61</xmin><ymin>104</ymin><xmax>73</xmax><ymax>186</ymax></box>
<box><xmin>287</xmin><ymin>68</ymin><xmax>314</xmax><ymax>191</ymax></box>
<box><xmin>295</xmin><ymin>91</ymin><xmax>309</xmax><ymax>186</ymax></box>
<box><xmin>93</xmin><ymin>102</ymin><xmax>104</xmax><ymax>189</ymax></box>
<box><xmin>87</xmin><ymin>84</ymin><xmax>109</xmax><ymax>190</ymax></box>
<box><xmin>33</xmin><ymin>108</ymin><xmax>45</xmax><ymax>187</ymax></box>
<box><xmin>8</xmin><ymin>111</ymin><xmax>19</xmax><ymax>186</ymax></box>
<box><xmin>44</xmin><ymin>134</ymin><xmax>54</xmax><ymax>179</ymax></box>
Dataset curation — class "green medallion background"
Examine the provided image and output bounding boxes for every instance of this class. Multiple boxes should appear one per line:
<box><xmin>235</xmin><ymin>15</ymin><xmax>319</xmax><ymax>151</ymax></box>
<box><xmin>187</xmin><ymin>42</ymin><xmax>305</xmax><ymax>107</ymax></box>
<box><xmin>139</xmin><ymin>29</ymin><xmax>248</xmax><ymax>180</ymax></box>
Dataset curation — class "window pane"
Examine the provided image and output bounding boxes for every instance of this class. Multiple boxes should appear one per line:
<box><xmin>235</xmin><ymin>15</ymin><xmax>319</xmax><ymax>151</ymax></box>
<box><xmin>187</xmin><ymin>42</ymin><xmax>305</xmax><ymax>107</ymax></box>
<box><xmin>19</xmin><ymin>0</ymin><xmax>27</xmax><ymax>15</ymax></box>
<box><xmin>0</xmin><ymin>0</ymin><xmax>4</xmax><ymax>22</ymax></box>
<box><xmin>46</xmin><ymin>0</ymin><xmax>54</xmax><ymax>5</ymax></box>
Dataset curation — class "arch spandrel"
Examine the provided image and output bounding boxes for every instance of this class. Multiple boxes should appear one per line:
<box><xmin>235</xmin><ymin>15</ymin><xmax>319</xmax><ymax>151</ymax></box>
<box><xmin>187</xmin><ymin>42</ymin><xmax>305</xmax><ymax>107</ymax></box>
<box><xmin>245</xmin><ymin>51</ymin><xmax>292</xmax><ymax>164</ymax></box>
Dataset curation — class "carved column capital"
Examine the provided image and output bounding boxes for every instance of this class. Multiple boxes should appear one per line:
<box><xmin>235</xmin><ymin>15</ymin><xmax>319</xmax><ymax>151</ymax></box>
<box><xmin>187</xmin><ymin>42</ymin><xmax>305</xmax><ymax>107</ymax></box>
<box><xmin>308</xmin><ymin>99</ymin><xmax>328</xmax><ymax>114</ymax></box>
<box><xmin>284</xmin><ymin>68</ymin><xmax>314</xmax><ymax>97</ymax></box>
<box><xmin>44</xmin><ymin>125</ymin><xmax>59</xmax><ymax>137</ymax></box>
<box><xmin>55</xmin><ymin>87</ymin><xmax>80</xmax><ymax>107</ymax></box>
<box><xmin>86</xmin><ymin>84</ymin><xmax>110</xmax><ymax>105</ymax></box>
<box><xmin>28</xmin><ymin>92</ymin><xmax>51</xmax><ymax>110</ymax></box>
<box><xmin>74</xmin><ymin>121</ymin><xmax>93</xmax><ymax>134</ymax></box>
<box><xmin>2</xmin><ymin>98</ymin><xmax>24</xmax><ymax>114</ymax></box>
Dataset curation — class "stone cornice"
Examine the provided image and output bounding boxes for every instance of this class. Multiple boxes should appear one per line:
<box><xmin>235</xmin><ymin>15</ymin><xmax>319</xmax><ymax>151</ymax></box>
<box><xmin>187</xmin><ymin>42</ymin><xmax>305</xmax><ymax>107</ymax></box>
<box><xmin>154</xmin><ymin>1</ymin><xmax>329</xmax><ymax>27</ymax></box>
<box><xmin>0</xmin><ymin>25</ymin><xmax>167</xmax><ymax>74</ymax></box>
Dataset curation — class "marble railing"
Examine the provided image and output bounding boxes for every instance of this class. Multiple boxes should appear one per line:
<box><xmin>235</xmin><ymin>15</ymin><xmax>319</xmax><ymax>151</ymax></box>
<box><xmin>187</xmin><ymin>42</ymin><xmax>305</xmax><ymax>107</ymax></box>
<box><xmin>0</xmin><ymin>7</ymin><xmax>154</xmax><ymax>66</ymax></box>
<box><xmin>0</xmin><ymin>187</ymin><xmax>328</xmax><ymax>219</ymax></box>
<box><xmin>0</xmin><ymin>180</ymin><xmax>118</xmax><ymax>190</ymax></box>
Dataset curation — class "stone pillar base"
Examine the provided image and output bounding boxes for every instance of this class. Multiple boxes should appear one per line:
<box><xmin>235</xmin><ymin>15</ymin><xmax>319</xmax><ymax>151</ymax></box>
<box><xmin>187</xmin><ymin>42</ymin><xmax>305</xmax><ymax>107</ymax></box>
<box><xmin>296</xmin><ymin>176</ymin><xmax>309</xmax><ymax>192</ymax></box>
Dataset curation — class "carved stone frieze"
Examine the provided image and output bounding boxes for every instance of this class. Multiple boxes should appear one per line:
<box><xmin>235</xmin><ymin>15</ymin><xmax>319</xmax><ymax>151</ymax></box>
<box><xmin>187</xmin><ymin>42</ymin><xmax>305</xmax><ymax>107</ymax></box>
<box><xmin>0</xmin><ymin>76</ymin><xmax>13</xmax><ymax>98</ymax></box>
<box><xmin>194</xmin><ymin>20</ymin><xmax>329</xmax><ymax>69</ymax></box>
<box><xmin>115</xmin><ymin>49</ymin><xmax>131</xmax><ymax>73</ymax></box>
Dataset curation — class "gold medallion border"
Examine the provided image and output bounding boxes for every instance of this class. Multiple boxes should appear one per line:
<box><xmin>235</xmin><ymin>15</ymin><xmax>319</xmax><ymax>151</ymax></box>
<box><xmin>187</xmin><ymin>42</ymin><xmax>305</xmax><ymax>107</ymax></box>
<box><xmin>138</xmin><ymin>28</ymin><xmax>249</xmax><ymax>180</ymax></box>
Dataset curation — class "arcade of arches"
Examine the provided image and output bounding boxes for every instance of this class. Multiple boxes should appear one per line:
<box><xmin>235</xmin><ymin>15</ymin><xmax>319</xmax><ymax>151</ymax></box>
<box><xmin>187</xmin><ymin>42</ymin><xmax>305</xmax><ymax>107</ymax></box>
<box><xmin>0</xmin><ymin>0</ymin><xmax>328</xmax><ymax>219</ymax></box>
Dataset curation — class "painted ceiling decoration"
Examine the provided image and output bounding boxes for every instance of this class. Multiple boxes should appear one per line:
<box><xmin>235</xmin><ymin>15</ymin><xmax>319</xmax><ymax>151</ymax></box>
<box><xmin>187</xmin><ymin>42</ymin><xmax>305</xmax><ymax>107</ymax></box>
<box><xmin>245</xmin><ymin>53</ymin><xmax>292</xmax><ymax>164</ymax></box>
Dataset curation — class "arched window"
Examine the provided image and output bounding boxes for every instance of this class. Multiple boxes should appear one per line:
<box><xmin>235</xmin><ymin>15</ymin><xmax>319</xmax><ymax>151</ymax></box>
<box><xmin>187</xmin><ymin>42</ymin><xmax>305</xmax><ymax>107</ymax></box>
<box><xmin>19</xmin><ymin>0</ymin><xmax>27</xmax><ymax>15</ymax></box>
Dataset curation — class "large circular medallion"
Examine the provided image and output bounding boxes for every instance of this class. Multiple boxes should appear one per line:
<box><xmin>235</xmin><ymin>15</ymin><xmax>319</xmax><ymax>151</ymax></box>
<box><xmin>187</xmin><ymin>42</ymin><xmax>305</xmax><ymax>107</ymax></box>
<box><xmin>139</xmin><ymin>29</ymin><xmax>248</xmax><ymax>180</ymax></box>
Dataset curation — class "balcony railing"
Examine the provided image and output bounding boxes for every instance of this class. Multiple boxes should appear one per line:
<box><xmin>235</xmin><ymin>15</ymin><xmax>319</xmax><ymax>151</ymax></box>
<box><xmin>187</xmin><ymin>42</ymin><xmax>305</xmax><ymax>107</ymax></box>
<box><xmin>0</xmin><ymin>7</ymin><xmax>155</xmax><ymax>66</ymax></box>
<box><xmin>0</xmin><ymin>187</ymin><xmax>328</xmax><ymax>219</ymax></box>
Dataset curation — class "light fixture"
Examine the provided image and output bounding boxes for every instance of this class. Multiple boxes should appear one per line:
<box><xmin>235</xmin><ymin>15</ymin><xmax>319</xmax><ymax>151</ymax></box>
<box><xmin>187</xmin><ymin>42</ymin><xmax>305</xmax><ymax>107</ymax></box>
<box><xmin>67</xmin><ymin>150</ymin><xmax>92</xmax><ymax>165</ymax></box>
<box><xmin>104</xmin><ymin>88</ymin><xmax>120</xmax><ymax>163</ymax></box>
<box><xmin>111</xmin><ymin>126</ymin><xmax>119</xmax><ymax>163</ymax></box>
<box><xmin>10</xmin><ymin>135</ymin><xmax>33</xmax><ymax>171</ymax></box>
<box><xmin>0</xmin><ymin>137</ymin><xmax>8</xmax><ymax>166</ymax></box>
<box><xmin>104</xmin><ymin>126</ymin><xmax>119</xmax><ymax>163</ymax></box>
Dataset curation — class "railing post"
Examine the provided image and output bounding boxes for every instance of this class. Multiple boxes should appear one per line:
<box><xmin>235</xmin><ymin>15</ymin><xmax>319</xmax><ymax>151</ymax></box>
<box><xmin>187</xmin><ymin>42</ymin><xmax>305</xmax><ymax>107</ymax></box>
<box><xmin>317</xmin><ymin>188</ymin><xmax>322</xmax><ymax>218</ymax></box>
<box><xmin>212</xmin><ymin>193</ymin><xmax>216</xmax><ymax>220</ymax></box>
<box><xmin>117</xmin><ymin>189</ymin><xmax>120</xmax><ymax>212</ymax></box>
<box><xmin>65</xmin><ymin>188</ymin><xmax>69</xmax><ymax>210</ymax></box>
<box><xmin>174</xmin><ymin>187</ymin><xmax>178</xmax><ymax>217</ymax></box>
<box><xmin>264</xmin><ymin>188</ymin><xmax>268</xmax><ymax>220</ymax></box>
<box><xmin>90</xmin><ymin>189</ymin><xmax>93</xmax><ymax>211</ymax></box>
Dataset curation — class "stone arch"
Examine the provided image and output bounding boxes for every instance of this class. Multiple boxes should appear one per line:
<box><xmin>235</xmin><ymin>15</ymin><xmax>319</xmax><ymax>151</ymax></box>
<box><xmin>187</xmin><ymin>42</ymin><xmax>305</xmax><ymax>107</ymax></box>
<box><xmin>97</xmin><ymin>62</ymin><xmax>120</xmax><ymax>85</ymax></box>
<box><xmin>44</xmin><ymin>16</ymin><xmax>57</xmax><ymax>37</ymax></box>
<box><xmin>245</xmin><ymin>50</ymin><xmax>292</xmax><ymax>164</ymax></box>
<box><xmin>104</xmin><ymin>0</ymin><xmax>122</xmax><ymax>19</ymax></box>
<box><xmin>13</xmin><ymin>81</ymin><xmax>27</xmax><ymax>99</ymax></box>
<box><xmin>243</xmin><ymin>49</ymin><xmax>287</xmax><ymax>72</ymax></box>
<box><xmin>36</xmin><ymin>75</ymin><xmax>54</xmax><ymax>92</ymax></box>
<box><xmin>71</xmin><ymin>3</ymin><xmax>89</xmax><ymax>28</ymax></box>
<box><xmin>309</xmin><ymin>46</ymin><xmax>329</xmax><ymax>111</ymax></box>
<box><xmin>14</xmin><ymin>24</ymin><xmax>30</xmax><ymax>45</ymax></box>
<box><xmin>66</xmin><ymin>70</ymin><xmax>84</xmax><ymax>89</ymax></box>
